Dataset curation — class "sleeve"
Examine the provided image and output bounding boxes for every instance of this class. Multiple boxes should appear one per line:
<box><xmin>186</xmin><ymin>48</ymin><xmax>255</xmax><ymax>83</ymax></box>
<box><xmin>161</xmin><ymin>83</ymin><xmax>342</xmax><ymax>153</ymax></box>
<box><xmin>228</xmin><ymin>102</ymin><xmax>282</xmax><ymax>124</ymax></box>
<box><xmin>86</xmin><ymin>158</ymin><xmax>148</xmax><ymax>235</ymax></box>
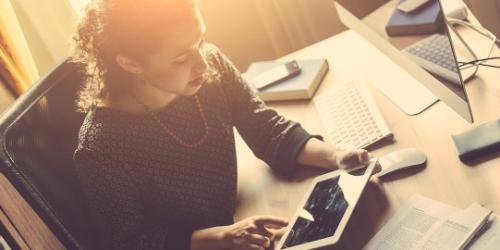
<box><xmin>73</xmin><ymin>147</ymin><xmax>193</xmax><ymax>250</ymax></box>
<box><xmin>209</xmin><ymin>46</ymin><xmax>322</xmax><ymax>178</ymax></box>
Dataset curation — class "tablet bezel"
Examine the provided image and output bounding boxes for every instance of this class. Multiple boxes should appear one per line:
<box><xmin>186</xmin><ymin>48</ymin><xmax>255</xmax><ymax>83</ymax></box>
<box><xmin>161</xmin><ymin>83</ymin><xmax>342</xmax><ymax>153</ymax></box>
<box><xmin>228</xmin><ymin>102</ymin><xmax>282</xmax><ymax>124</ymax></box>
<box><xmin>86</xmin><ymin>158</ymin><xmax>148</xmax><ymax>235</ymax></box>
<box><xmin>275</xmin><ymin>159</ymin><xmax>377</xmax><ymax>250</ymax></box>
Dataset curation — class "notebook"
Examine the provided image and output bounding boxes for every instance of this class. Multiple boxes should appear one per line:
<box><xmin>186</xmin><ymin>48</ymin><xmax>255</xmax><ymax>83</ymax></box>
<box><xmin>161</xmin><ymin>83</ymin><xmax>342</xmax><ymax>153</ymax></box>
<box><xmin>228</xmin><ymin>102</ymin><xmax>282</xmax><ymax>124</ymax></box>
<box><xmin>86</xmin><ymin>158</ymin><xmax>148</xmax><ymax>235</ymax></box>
<box><xmin>385</xmin><ymin>0</ymin><xmax>441</xmax><ymax>36</ymax></box>
<box><xmin>242</xmin><ymin>59</ymin><xmax>329</xmax><ymax>101</ymax></box>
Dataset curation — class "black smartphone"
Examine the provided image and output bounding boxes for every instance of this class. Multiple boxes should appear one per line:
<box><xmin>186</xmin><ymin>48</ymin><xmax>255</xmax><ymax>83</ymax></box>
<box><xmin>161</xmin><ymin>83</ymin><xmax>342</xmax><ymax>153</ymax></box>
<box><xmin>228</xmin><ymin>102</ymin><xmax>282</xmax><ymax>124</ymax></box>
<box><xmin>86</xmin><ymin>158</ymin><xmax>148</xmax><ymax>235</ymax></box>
<box><xmin>252</xmin><ymin>60</ymin><xmax>301</xmax><ymax>90</ymax></box>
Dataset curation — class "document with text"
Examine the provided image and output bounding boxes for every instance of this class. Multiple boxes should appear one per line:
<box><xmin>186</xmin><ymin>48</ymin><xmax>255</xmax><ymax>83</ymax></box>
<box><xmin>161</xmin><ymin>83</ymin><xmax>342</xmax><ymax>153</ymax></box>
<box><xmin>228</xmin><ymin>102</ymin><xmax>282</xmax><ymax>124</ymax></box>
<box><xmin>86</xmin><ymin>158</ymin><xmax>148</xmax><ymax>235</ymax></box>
<box><xmin>468</xmin><ymin>215</ymin><xmax>500</xmax><ymax>250</ymax></box>
<box><xmin>363</xmin><ymin>195</ymin><xmax>493</xmax><ymax>250</ymax></box>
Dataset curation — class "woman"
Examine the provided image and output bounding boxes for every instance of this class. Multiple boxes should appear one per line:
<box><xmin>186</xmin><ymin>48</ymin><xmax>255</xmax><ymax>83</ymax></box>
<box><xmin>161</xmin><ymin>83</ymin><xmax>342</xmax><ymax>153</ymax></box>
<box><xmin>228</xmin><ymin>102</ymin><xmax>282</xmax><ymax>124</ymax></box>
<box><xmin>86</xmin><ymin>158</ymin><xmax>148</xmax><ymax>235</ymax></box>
<box><xmin>72</xmin><ymin>0</ymin><xmax>370</xmax><ymax>249</ymax></box>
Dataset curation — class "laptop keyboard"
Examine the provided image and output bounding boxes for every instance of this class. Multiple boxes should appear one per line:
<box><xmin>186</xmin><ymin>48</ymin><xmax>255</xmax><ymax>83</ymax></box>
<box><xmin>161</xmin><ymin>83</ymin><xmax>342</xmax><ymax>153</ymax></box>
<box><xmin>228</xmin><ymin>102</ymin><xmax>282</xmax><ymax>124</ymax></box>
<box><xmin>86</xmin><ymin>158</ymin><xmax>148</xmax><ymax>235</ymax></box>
<box><xmin>405</xmin><ymin>34</ymin><xmax>458</xmax><ymax>73</ymax></box>
<box><xmin>313</xmin><ymin>80</ymin><xmax>392</xmax><ymax>149</ymax></box>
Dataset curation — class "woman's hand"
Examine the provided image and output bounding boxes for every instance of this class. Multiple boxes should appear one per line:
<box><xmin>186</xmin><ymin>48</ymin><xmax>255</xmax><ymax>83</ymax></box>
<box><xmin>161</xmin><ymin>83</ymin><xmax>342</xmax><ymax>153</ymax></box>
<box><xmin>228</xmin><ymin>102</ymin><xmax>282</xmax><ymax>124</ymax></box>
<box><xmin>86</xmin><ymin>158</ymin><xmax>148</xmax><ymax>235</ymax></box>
<box><xmin>220</xmin><ymin>215</ymin><xmax>288</xmax><ymax>250</ymax></box>
<box><xmin>191</xmin><ymin>215</ymin><xmax>288</xmax><ymax>250</ymax></box>
<box><xmin>297</xmin><ymin>138</ymin><xmax>372</xmax><ymax>171</ymax></box>
<box><xmin>332</xmin><ymin>148</ymin><xmax>371</xmax><ymax>170</ymax></box>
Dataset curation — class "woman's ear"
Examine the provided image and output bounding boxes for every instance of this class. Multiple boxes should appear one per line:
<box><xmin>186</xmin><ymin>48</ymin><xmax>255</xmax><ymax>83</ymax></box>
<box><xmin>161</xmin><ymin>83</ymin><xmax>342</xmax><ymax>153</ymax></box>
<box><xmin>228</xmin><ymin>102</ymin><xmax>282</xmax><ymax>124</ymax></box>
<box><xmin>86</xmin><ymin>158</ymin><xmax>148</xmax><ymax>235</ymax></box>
<box><xmin>115</xmin><ymin>54</ymin><xmax>144</xmax><ymax>75</ymax></box>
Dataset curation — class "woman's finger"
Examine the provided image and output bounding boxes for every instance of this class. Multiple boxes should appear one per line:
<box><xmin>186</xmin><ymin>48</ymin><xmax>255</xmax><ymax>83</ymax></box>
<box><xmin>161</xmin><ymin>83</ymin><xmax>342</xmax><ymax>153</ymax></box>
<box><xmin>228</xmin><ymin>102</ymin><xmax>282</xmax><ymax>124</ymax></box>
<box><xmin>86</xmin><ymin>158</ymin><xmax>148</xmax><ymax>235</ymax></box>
<box><xmin>253</xmin><ymin>215</ymin><xmax>289</xmax><ymax>228</ymax></box>
<box><xmin>244</xmin><ymin>233</ymin><xmax>271</xmax><ymax>248</ymax></box>
<box><xmin>339</xmin><ymin>149</ymin><xmax>368</xmax><ymax>168</ymax></box>
<box><xmin>244</xmin><ymin>244</ymin><xmax>265</xmax><ymax>250</ymax></box>
<box><xmin>358</xmin><ymin>150</ymin><xmax>370</xmax><ymax>164</ymax></box>
<box><xmin>255</xmin><ymin>223</ymin><xmax>274</xmax><ymax>238</ymax></box>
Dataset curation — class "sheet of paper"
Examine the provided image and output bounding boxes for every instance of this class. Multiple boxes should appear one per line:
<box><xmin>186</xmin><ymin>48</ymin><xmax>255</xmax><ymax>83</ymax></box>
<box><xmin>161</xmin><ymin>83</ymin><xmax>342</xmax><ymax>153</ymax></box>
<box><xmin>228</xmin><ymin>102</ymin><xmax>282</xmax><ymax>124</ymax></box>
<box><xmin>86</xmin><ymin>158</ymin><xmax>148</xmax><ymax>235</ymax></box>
<box><xmin>363</xmin><ymin>195</ymin><xmax>491</xmax><ymax>250</ymax></box>
<box><xmin>467</xmin><ymin>215</ymin><xmax>500</xmax><ymax>250</ymax></box>
<box><xmin>416</xmin><ymin>203</ymin><xmax>491</xmax><ymax>250</ymax></box>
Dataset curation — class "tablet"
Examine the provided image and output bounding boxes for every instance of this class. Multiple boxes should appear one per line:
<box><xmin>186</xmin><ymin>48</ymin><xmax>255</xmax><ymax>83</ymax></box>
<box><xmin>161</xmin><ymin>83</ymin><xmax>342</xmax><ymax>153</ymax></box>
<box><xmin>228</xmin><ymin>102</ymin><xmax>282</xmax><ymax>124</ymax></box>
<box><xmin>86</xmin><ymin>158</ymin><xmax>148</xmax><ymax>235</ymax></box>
<box><xmin>275</xmin><ymin>159</ymin><xmax>377</xmax><ymax>250</ymax></box>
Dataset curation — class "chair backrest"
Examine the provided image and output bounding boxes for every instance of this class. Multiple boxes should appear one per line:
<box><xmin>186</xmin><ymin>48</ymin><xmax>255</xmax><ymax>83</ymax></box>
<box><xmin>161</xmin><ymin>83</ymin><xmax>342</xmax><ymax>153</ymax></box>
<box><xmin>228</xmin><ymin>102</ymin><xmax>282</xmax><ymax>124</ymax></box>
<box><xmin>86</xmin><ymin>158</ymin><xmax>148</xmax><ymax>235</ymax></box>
<box><xmin>0</xmin><ymin>59</ymin><xmax>97</xmax><ymax>249</ymax></box>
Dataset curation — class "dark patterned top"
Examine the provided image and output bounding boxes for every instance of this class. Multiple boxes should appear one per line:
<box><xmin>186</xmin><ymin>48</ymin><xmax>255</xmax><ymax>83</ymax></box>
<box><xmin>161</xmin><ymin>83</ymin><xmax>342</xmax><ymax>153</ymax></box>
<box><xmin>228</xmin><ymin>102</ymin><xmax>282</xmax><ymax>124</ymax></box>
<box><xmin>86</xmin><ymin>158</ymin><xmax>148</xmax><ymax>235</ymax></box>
<box><xmin>74</xmin><ymin>45</ymin><xmax>317</xmax><ymax>250</ymax></box>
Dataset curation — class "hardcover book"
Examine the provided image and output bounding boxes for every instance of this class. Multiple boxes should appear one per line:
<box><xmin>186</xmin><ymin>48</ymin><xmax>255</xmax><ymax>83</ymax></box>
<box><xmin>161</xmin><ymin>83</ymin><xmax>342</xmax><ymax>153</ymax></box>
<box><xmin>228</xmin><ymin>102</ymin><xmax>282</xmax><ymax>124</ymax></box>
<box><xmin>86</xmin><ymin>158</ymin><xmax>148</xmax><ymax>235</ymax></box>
<box><xmin>385</xmin><ymin>0</ymin><xmax>442</xmax><ymax>36</ymax></box>
<box><xmin>242</xmin><ymin>59</ymin><xmax>329</xmax><ymax>101</ymax></box>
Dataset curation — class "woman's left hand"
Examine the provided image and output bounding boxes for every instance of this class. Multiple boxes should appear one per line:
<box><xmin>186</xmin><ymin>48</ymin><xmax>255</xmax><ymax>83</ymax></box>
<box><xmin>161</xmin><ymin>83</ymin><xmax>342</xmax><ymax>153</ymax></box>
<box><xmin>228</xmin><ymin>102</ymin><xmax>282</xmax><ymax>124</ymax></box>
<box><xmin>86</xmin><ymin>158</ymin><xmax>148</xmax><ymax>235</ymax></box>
<box><xmin>297</xmin><ymin>138</ymin><xmax>373</xmax><ymax>171</ymax></box>
<box><xmin>331</xmin><ymin>148</ymin><xmax>371</xmax><ymax>170</ymax></box>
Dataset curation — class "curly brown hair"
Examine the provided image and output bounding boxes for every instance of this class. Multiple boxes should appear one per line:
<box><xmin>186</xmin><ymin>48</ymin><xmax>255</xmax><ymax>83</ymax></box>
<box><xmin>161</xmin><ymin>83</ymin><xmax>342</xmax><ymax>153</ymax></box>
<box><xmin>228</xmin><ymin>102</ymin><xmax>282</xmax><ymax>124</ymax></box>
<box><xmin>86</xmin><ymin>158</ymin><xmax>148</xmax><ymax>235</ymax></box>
<box><xmin>71</xmin><ymin>0</ymin><xmax>217</xmax><ymax>112</ymax></box>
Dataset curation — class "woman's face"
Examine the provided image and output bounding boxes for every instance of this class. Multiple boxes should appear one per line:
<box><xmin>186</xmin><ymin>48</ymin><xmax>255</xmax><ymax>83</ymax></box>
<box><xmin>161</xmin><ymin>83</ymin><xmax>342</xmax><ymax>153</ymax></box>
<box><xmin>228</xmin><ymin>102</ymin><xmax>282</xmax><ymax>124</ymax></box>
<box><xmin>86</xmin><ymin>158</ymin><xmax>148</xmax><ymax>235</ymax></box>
<box><xmin>133</xmin><ymin>9</ymin><xmax>209</xmax><ymax>97</ymax></box>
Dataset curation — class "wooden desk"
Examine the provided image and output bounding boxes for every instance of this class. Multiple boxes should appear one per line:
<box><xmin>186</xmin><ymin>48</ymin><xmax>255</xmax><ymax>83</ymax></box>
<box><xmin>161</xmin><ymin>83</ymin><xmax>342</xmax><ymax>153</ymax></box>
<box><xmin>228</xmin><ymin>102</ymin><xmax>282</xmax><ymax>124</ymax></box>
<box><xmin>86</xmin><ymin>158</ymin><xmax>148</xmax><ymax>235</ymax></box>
<box><xmin>234</xmin><ymin>5</ymin><xmax>500</xmax><ymax>250</ymax></box>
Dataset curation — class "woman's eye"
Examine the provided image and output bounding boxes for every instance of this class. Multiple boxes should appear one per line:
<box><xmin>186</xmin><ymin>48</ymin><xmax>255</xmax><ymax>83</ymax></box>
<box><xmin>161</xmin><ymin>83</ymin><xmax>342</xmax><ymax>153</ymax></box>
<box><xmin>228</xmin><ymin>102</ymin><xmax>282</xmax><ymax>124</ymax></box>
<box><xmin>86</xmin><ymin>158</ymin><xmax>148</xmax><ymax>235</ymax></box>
<box><xmin>172</xmin><ymin>40</ymin><xmax>205</xmax><ymax>65</ymax></box>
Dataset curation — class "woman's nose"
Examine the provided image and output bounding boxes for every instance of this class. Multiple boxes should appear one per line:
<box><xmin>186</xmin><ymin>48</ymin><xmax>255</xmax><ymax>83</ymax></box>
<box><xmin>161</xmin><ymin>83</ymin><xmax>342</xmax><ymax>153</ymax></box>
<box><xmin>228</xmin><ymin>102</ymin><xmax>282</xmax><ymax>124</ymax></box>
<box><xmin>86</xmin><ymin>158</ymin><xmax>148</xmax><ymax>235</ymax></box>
<box><xmin>191</xmin><ymin>49</ymin><xmax>207</xmax><ymax>73</ymax></box>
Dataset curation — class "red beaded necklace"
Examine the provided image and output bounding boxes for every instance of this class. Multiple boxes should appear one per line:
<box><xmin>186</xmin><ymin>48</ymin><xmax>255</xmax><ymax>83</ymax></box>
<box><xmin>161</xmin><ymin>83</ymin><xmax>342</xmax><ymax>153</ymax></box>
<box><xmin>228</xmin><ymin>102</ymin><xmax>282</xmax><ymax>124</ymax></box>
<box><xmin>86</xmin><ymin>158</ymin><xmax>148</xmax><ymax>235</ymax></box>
<box><xmin>135</xmin><ymin>94</ymin><xmax>209</xmax><ymax>148</ymax></box>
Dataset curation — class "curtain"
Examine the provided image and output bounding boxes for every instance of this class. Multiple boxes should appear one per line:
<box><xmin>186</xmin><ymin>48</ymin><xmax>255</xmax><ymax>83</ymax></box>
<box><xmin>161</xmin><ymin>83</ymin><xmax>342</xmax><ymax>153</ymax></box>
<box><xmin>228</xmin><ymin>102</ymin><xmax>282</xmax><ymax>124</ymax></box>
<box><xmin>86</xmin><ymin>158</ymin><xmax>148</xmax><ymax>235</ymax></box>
<box><xmin>0</xmin><ymin>0</ymin><xmax>39</xmax><ymax>96</ymax></box>
<box><xmin>0</xmin><ymin>0</ymin><xmax>77</xmax><ymax>96</ymax></box>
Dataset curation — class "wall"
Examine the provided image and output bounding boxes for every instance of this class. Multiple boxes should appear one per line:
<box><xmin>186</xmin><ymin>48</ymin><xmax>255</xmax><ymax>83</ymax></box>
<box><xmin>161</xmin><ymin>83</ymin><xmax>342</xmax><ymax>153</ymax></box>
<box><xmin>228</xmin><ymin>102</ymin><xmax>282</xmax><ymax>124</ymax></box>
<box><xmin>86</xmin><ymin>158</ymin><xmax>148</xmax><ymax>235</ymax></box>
<box><xmin>336</xmin><ymin>0</ymin><xmax>389</xmax><ymax>18</ymax></box>
<box><xmin>11</xmin><ymin>0</ymin><xmax>346</xmax><ymax>77</ymax></box>
<box><xmin>200</xmin><ymin>0</ymin><xmax>347</xmax><ymax>70</ymax></box>
<box><xmin>464</xmin><ymin>0</ymin><xmax>500</xmax><ymax>38</ymax></box>
<box><xmin>10</xmin><ymin>0</ymin><xmax>78</xmax><ymax>77</ymax></box>
<box><xmin>13</xmin><ymin>0</ymin><xmax>499</xmax><ymax>80</ymax></box>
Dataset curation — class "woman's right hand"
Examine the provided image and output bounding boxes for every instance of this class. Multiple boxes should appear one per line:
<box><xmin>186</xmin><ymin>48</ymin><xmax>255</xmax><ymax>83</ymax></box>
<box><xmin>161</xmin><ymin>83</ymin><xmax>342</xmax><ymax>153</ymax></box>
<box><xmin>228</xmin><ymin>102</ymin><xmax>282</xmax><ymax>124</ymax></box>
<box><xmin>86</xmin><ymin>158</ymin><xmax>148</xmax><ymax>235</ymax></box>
<box><xmin>219</xmin><ymin>215</ymin><xmax>288</xmax><ymax>250</ymax></box>
<box><xmin>191</xmin><ymin>215</ymin><xmax>288</xmax><ymax>250</ymax></box>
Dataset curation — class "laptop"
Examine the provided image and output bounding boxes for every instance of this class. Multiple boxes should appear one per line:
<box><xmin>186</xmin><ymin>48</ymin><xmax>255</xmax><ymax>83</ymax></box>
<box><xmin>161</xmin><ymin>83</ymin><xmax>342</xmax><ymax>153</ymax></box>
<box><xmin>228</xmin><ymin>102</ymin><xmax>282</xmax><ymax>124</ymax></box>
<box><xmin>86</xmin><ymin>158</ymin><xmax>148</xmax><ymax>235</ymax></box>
<box><xmin>403</xmin><ymin>33</ymin><xmax>477</xmax><ymax>85</ymax></box>
<box><xmin>275</xmin><ymin>159</ymin><xmax>377</xmax><ymax>249</ymax></box>
<box><xmin>402</xmin><ymin>0</ymin><xmax>496</xmax><ymax>86</ymax></box>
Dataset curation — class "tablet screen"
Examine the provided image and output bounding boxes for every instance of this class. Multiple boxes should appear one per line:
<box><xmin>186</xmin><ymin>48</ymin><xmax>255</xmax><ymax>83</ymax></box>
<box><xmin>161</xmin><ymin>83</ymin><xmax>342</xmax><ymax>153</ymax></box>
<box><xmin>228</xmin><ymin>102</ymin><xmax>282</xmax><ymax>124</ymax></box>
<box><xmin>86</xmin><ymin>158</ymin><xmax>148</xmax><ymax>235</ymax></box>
<box><xmin>281</xmin><ymin>175</ymin><xmax>348</xmax><ymax>248</ymax></box>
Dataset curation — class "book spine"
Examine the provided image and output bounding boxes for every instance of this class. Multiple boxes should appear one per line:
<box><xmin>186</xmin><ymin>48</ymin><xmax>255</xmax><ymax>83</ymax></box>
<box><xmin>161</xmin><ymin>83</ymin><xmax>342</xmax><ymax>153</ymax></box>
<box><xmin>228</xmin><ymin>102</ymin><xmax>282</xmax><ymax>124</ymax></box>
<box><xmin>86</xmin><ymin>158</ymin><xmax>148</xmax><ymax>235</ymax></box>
<box><xmin>386</xmin><ymin>22</ymin><xmax>439</xmax><ymax>36</ymax></box>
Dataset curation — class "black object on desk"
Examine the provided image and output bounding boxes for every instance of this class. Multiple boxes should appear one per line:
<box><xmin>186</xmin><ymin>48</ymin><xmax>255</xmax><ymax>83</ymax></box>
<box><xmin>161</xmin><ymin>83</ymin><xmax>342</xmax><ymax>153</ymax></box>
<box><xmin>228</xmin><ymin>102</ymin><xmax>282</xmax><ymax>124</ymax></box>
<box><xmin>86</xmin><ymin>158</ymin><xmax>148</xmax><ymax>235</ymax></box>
<box><xmin>452</xmin><ymin>119</ymin><xmax>500</xmax><ymax>162</ymax></box>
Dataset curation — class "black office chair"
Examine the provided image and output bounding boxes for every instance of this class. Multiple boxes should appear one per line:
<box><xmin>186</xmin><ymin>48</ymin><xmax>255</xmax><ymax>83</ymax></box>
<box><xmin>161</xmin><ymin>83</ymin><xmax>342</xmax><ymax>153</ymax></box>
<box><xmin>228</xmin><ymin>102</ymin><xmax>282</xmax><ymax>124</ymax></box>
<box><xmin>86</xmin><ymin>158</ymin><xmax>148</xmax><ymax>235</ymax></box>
<box><xmin>0</xmin><ymin>59</ymin><xmax>97</xmax><ymax>249</ymax></box>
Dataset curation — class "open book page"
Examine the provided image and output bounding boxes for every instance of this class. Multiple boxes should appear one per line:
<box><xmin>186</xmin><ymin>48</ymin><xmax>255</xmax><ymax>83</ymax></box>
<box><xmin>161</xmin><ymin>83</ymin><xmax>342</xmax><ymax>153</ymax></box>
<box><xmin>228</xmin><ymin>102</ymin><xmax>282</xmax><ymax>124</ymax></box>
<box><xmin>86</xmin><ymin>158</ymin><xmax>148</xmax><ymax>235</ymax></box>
<box><xmin>363</xmin><ymin>195</ymin><xmax>459</xmax><ymax>250</ymax></box>
<box><xmin>363</xmin><ymin>195</ymin><xmax>491</xmax><ymax>250</ymax></box>
<box><xmin>467</xmin><ymin>215</ymin><xmax>500</xmax><ymax>250</ymax></box>
<box><xmin>415</xmin><ymin>203</ymin><xmax>491</xmax><ymax>250</ymax></box>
